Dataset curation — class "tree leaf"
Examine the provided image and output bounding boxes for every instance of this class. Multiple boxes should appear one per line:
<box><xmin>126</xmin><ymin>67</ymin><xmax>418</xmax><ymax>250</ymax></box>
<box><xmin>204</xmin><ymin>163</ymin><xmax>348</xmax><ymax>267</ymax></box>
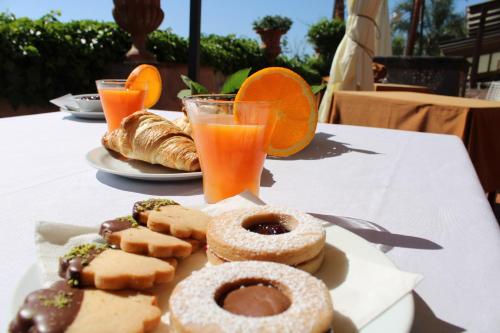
<box><xmin>220</xmin><ymin>67</ymin><xmax>251</xmax><ymax>94</ymax></box>
<box><xmin>310</xmin><ymin>83</ymin><xmax>326</xmax><ymax>95</ymax></box>
<box><xmin>177</xmin><ymin>89</ymin><xmax>192</xmax><ymax>99</ymax></box>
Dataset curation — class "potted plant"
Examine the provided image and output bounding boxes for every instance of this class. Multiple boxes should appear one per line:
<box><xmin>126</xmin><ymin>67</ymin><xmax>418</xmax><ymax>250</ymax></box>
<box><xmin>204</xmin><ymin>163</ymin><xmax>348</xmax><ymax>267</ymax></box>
<box><xmin>253</xmin><ymin>15</ymin><xmax>292</xmax><ymax>62</ymax></box>
<box><xmin>307</xmin><ymin>18</ymin><xmax>345</xmax><ymax>75</ymax></box>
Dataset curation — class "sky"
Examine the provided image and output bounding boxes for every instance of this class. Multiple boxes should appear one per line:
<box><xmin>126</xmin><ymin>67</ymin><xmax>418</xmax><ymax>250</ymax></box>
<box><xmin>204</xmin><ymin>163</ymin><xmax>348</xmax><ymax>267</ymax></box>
<box><xmin>0</xmin><ymin>0</ymin><xmax>485</xmax><ymax>56</ymax></box>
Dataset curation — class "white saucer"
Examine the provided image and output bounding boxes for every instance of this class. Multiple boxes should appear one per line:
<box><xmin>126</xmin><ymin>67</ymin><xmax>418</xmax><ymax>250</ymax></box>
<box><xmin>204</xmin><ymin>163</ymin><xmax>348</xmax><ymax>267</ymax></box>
<box><xmin>86</xmin><ymin>146</ymin><xmax>203</xmax><ymax>181</ymax></box>
<box><xmin>60</xmin><ymin>106</ymin><xmax>106</xmax><ymax>120</ymax></box>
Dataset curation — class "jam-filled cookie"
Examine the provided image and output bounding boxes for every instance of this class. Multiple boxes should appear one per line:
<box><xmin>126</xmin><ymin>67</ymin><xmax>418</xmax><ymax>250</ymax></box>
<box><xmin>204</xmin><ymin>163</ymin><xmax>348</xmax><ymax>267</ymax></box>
<box><xmin>169</xmin><ymin>261</ymin><xmax>333</xmax><ymax>333</ymax></box>
<box><xmin>59</xmin><ymin>243</ymin><xmax>176</xmax><ymax>290</ymax></box>
<box><xmin>207</xmin><ymin>206</ymin><xmax>326</xmax><ymax>273</ymax></box>
<box><xmin>9</xmin><ymin>281</ymin><xmax>161</xmax><ymax>333</ymax></box>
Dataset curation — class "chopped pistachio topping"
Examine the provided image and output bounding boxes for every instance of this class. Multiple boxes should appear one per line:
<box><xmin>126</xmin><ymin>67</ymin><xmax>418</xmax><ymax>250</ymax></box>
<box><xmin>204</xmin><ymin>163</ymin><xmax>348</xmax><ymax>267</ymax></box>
<box><xmin>117</xmin><ymin>215</ymin><xmax>139</xmax><ymax>227</ymax></box>
<box><xmin>63</xmin><ymin>243</ymin><xmax>107</xmax><ymax>262</ymax></box>
<box><xmin>67</xmin><ymin>279</ymin><xmax>79</xmax><ymax>287</ymax></box>
<box><xmin>39</xmin><ymin>291</ymin><xmax>73</xmax><ymax>308</ymax></box>
<box><xmin>135</xmin><ymin>198</ymin><xmax>179</xmax><ymax>212</ymax></box>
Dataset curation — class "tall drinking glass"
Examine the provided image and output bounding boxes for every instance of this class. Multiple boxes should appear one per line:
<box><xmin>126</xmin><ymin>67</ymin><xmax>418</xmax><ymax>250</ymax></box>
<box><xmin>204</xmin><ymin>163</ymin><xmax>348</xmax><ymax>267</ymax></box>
<box><xmin>183</xmin><ymin>95</ymin><xmax>277</xmax><ymax>203</ymax></box>
<box><xmin>96</xmin><ymin>79</ymin><xmax>147</xmax><ymax>132</ymax></box>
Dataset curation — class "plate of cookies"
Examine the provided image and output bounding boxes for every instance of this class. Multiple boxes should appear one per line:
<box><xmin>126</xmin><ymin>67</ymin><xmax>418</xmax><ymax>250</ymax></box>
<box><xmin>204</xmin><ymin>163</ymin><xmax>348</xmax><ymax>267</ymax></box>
<box><xmin>9</xmin><ymin>196</ymin><xmax>421</xmax><ymax>333</ymax></box>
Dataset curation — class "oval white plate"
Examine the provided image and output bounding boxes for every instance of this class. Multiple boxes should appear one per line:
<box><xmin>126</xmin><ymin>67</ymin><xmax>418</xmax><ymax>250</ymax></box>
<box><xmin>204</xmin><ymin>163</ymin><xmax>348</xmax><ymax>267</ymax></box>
<box><xmin>10</xmin><ymin>223</ymin><xmax>413</xmax><ymax>332</ymax></box>
<box><xmin>86</xmin><ymin>146</ymin><xmax>203</xmax><ymax>181</ymax></box>
<box><xmin>60</xmin><ymin>107</ymin><xmax>106</xmax><ymax>120</ymax></box>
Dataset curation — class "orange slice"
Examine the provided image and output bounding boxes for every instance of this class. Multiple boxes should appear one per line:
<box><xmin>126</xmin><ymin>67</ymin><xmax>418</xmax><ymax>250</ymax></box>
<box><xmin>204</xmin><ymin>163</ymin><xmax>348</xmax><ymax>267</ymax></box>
<box><xmin>126</xmin><ymin>64</ymin><xmax>162</xmax><ymax>109</ymax></box>
<box><xmin>235</xmin><ymin>67</ymin><xmax>317</xmax><ymax>157</ymax></box>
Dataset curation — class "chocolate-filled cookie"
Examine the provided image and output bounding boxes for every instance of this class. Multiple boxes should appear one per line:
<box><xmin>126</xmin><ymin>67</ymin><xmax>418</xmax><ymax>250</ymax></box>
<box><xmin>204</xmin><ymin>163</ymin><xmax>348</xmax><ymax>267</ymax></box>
<box><xmin>169</xmin><ymin>261</ymin><xmax>333</xmax><ymax>333</ymax></box>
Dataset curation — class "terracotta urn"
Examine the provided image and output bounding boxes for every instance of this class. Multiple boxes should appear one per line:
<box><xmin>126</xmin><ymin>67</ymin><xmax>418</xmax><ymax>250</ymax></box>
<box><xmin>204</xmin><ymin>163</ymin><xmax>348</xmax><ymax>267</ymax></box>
<box><xmin>256</xmin><ymin>29</ymin><xmax>284</xmax><ymax>63</ymax></box>
<box><xmin>112</xmin><ymin>0</ymin><xmax>164</xmax><ymax>63</ymax></box>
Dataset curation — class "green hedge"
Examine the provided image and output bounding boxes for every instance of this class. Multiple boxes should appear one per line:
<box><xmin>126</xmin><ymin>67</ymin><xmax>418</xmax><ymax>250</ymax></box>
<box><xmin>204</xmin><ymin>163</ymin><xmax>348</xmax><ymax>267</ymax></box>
<box><xmin>0</xmin><ymin>12</ymin><xmax>321</xmax><ymax>107</ymax></box>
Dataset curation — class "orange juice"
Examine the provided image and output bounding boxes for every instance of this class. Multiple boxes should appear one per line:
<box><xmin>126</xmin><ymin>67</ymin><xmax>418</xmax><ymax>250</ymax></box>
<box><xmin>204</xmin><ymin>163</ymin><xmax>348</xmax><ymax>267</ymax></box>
<box><xmin>191</xmin><ymin>114</ymin><xmax>267</xmax><ymax>203</ymax></box>
<box><xmin>99</xmin><ymin>88</ymin><xmax>146</xmax><ymax>131</ymax></box>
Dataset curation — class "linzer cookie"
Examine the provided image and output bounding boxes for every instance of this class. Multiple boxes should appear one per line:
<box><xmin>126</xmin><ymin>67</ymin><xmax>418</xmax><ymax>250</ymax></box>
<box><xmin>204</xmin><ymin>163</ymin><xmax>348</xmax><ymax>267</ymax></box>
<box><xmin>169</xmin><ymin>261</ymin><xmax>333</xmax><ymax>333</ymax></box>
<box><xmin>100</xmin><ymin>216</ymin><xmax>193</xmax><ymax>258</ymax></box>
<box><xmin>207</xmin><ymin>206</ymin><xmax>326</xmax><ymax>274</ymax></box>
<box><xmin>9</xmin><ymin>280</ymin><xmax>161</xmax><ymax>333</ymax></box>
<box><xmin>133</xmin><ymin>198</ymin><xmax>211</xmax><ymax>240</ymax></box>
<box><xmin>59</xmin><ymin>243</ymin><xmax>176</xmax><ymax>290</ymax></box>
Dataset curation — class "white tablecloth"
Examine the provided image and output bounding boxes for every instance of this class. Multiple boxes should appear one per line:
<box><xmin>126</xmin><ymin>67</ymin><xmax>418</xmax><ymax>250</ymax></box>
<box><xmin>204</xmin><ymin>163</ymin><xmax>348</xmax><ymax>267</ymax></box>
<box><xmin>1</xmin><ymin>111</ymin><xmax>499</xmax><ymax>332</ymax></box>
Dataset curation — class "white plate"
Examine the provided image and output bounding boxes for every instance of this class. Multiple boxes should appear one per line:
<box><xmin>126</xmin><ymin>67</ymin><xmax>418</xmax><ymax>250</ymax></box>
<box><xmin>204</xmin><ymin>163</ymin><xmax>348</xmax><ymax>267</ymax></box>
<box><xmin>86</xmin><ymin>146</ymin><xmax>203</xmax><ymax>181</ymax></box>
<box><xmin>10</xmin><ymin>224</ymin><xmax>413</xmax><ymax>333</ymax></box>
<box><xmin>60</xmin><ymin>106</ymin><xmax>106</xmax><ymax>120</ymax></box>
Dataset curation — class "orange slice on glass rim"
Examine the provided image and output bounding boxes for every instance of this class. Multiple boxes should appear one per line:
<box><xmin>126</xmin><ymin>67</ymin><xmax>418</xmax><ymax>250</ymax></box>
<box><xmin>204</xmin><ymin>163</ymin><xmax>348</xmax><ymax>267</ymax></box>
<box><xmin>126</xmin><ymin>64</ymin><xmax>162</xmax><ymax>109</ymax></box>
<box><xmin>235</xmin><ymin>67</ymin><xmax>317</xmax><ymax>157</ymax></box>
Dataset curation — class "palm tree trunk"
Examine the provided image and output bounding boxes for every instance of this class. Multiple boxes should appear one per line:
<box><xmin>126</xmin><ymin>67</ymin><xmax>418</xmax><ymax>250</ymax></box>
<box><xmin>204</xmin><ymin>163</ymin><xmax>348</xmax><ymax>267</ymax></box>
<box><xmin>333</xmin><ymin>0</ymin><xmax>345</xmax><ymax>21</ymax></box>
<box><xmin>406</xmin><ymin>0</ymin><xmax>424</xmax><ymax>55</ymax></box>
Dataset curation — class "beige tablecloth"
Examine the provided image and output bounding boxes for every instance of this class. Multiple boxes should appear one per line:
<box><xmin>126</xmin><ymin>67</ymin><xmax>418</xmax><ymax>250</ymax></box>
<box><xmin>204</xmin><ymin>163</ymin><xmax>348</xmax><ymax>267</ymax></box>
<box><xmin>330</xmin><ymin>91</ymin><xmax>500</xmax><ymax>193</ymax></box>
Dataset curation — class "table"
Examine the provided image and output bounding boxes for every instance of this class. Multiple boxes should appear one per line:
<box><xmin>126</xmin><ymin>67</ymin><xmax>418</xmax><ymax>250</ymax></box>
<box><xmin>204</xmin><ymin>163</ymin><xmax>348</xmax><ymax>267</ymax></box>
<box><xmin>1</xmin><ymin>111</ymin><xmax>500</xmax><ymax>332</ymax></box>
<box><xmin>330</xmin><ymin>91</ymin><xmax>500</xmax><ymax>193</ymax></box>
<box><xmin>374</xmin><ymin>83</ymin><xmax>431</xmax><ymax>94</ymax></box>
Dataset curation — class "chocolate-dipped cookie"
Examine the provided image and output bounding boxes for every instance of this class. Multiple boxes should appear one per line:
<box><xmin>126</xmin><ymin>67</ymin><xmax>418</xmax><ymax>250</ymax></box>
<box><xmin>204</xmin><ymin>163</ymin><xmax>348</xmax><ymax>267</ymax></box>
<box><xmin>133</xmin><ymin>198</ymin><xmax>211</xmax><ymax>241</ymax></box>
<box><xmin>100</xmin><ymin>216</ymin><xmax>193</xmax><ymax>258</ymax></box>
<box><xmin>132</xmin><ymin>198</ymin><xmax>179</xmax><ymax>223</ymax></box>
<box><xmin>9</xmin><ymin>281</ymin><xmax>161</xmax><ymax>333</ymax></box>
<box><xmin>59</xmin><ymin>243</ymin><xmax>176</xmax><ymax>290</ymax></box>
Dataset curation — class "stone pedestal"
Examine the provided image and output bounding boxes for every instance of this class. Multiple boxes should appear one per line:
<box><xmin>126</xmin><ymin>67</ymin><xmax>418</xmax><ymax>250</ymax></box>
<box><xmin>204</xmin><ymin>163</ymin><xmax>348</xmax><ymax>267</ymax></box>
<box><xmin>112</xmin><ymin>0</ymin><xmax>164</xmax><ymax>63</ymax></box>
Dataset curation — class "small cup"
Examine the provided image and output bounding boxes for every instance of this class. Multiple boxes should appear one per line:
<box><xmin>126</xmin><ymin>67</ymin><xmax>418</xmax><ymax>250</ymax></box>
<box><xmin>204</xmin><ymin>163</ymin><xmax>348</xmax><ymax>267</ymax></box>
<box><xmin>73</xmin><ymin>94</ymin><xmax>103</xmax><ymax>112</ymax></box>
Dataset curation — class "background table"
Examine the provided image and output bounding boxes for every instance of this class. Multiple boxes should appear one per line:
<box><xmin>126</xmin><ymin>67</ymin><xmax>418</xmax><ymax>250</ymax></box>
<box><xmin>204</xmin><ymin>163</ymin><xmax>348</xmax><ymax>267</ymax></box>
<box><xmin>330</xmin><ymin>91</ymin><xmax>500</xmax><ymax>194</ymax></box>
<box><xmin>374</xmin><ymin>83</ymin><xmax>431</xmax><ymax>94</ymax></box>
<box><xmin>1</xmin><ymin>111</ymin><xmax>500</xmax><ymax>332</ymax></box>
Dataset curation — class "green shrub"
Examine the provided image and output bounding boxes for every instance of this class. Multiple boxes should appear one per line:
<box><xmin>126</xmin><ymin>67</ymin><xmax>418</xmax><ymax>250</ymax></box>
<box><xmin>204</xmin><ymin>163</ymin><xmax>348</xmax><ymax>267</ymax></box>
<box><xmin>307</xmin><ymin>18</ymin><xmax>345</xmax><ymax>75</ymax></box>
<box><xmin>0</xmin><ymin>12</ymin><xmax>319</xmax><ymax>107</ymax></box>
<box><xmin>252</xmin><ymin>15</ymin><xmax>293</xmax><ymax>33</ymax></box>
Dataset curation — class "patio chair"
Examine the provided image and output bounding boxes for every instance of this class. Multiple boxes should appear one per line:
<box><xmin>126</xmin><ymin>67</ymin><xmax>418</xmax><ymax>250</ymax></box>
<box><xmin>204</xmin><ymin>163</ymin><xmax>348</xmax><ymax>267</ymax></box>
<box><xmin>485</xmin><ymin>81</ymin><xmax>500</xmax><ymax>101</ymax></box>
<box><xmin>372</xmin><ymin>56</ymin><xmax>470</xmax><ymax>97</ymax></box>
<box><xmin>440</xmin><ymin>1</ymin><xmax>500</xmax><ymax>88</ymax></box>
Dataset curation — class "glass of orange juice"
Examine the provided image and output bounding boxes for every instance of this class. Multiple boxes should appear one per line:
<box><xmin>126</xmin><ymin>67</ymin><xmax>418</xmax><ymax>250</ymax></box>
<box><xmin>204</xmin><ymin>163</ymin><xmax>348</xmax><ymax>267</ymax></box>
<box><xmin>184</xmin><ymin>95</ymin><xmax>277</xmax><ymax>203</ymax></box>
<box><xmin>96</xmin><ymin>79</ymin><xmax>147</xmax><ymax>132</ymax></box>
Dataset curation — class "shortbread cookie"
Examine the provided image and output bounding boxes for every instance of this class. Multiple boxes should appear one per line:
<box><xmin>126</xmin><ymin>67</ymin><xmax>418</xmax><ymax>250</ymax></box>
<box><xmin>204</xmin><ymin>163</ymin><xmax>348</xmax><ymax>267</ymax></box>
<box><xmin>132</xmin><ymin>198</ymin><xmax>210</xmax><ymax>240</ymax></box>
<box><xmin>169</xmin><ymin>261</ymin><xmax>333</xmax><ymax>333</ymax></box>
<box><xmin>100</xmin><ymin>216</ymin><xmax>192</xmax><ymax>258</ymax></box>
<box><xmin>147</xmin><ymin>205</ymin><xmax>210</xmax><ymax>241</ymax></box>
<box><xmin>133</xmin><ymin>198</ymin><xmax>179</xmax><ymax>224</ymax></box>
<box><xmin>59</xmin><ymin>243</ymin><xmax>176</xmax><ymax>290</ymax></box>
<box><xmin>9</xmin><ymin>280</ymin><xmax>161</xmax><ymax>333</ymax></box>
<box><xmin>207</xmin><ymin>206</ymin><xmax>326</xmax><ymax>273</ymax></box>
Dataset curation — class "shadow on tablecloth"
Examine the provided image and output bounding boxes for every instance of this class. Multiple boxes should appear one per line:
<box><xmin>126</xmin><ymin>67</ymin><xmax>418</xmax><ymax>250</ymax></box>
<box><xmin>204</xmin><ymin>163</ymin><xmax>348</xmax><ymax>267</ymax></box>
<box><xmin>261</xmin><ymin>167</ymin><xmax>275</xmax><ymax>187</ymax></box>
<box><xmin>269</xmin><ymin>132</ymin><xmax>378</xmax><ymax>161</ymax></box>
<box><xmin>411</xmin><ymin>292</ymin><xmax>465</xmax><ymax>332</ymax></box>
<box><xmin>312</xmin><ymin>213</ymin><xmax>442</xmax><ymax>252</ymax></box>
<box><xmin>96</xmin><ymin>171</ymin><xmax>203</xmax><ymax>196</ymax></box>
<box><xmin>62</xmin><ymin>115</ymin><xmax>105</xmax><ymax>123</ymax></box>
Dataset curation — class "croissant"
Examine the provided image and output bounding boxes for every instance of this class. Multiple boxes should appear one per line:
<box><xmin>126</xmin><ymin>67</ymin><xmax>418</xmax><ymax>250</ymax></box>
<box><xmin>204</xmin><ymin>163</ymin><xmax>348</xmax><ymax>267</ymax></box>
<box><xmin>102</xmin><ymin>111</ymin><xmax>200</xmax><ymax>172</ymax></box>
<box><xmin>172</xmin><ymin>115</ymin><xmax>192</xmax><ymax>136</ymax></box>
